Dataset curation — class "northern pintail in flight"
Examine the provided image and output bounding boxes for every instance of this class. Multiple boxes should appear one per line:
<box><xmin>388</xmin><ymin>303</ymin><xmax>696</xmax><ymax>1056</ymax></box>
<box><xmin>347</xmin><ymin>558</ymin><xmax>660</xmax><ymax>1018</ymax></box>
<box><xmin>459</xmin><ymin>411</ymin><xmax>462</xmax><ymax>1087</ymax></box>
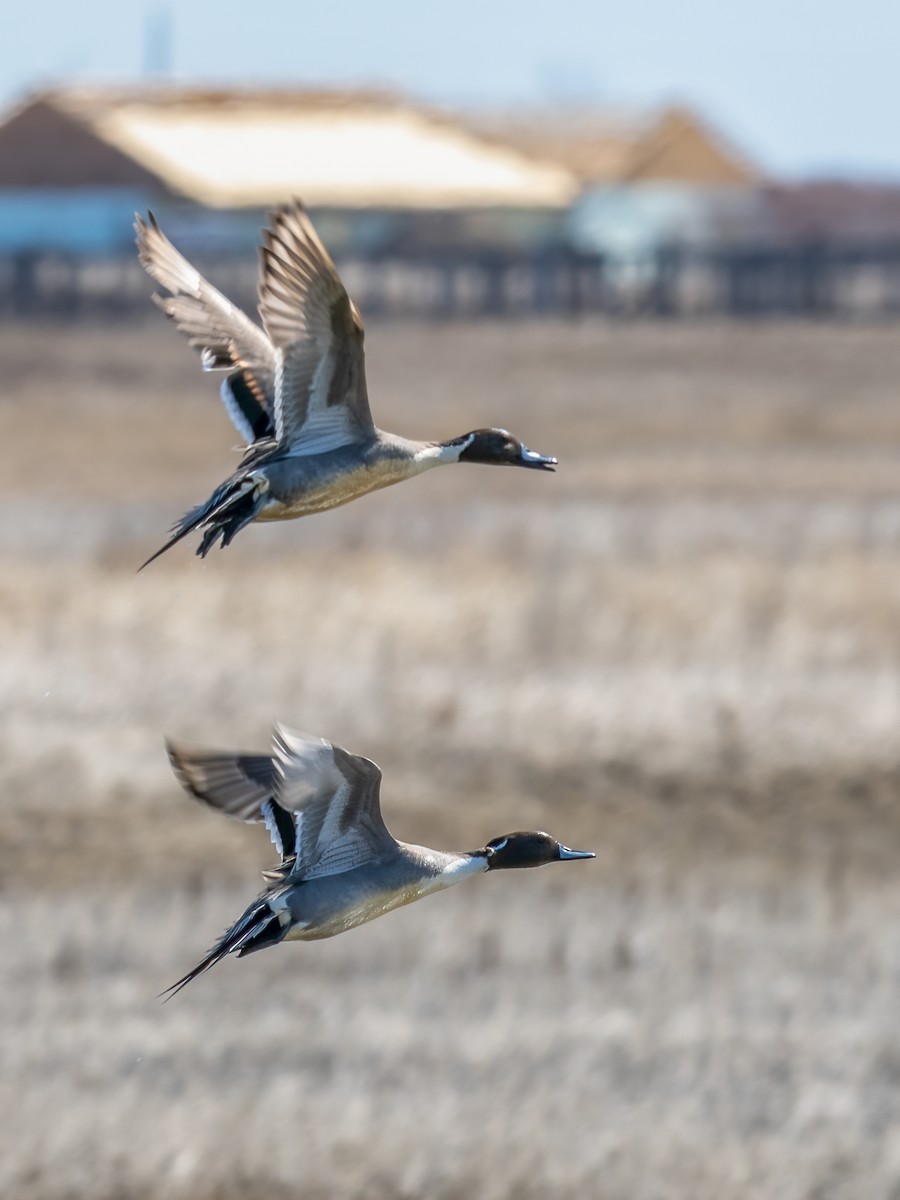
<box><xmin>164</xmin><ymin>725</ymin><xmax>593</xmax><ymax>995</ymax></box>
<box><xmin>136</xmin><ymin>202</ymin><xmax>557</xmax><ymax>568</ymax></box>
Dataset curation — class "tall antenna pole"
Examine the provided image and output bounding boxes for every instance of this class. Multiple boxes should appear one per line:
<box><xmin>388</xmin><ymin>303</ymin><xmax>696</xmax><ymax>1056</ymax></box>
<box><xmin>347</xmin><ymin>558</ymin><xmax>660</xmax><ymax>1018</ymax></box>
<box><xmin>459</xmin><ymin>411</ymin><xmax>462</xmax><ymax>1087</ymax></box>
<box><xmin>142</xmin><ymin>5</ymin><xmax>174</xmax><ymax>78</ymax></box>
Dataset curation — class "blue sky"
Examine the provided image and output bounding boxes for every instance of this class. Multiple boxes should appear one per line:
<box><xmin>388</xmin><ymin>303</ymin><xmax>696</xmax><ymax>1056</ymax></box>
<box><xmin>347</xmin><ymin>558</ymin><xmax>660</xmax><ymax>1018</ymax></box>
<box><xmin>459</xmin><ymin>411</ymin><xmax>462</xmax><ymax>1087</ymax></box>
<box><xmin>5</xmin><ymin>0</ymin><xmax>897</xmax><ymax>179</ymax></box>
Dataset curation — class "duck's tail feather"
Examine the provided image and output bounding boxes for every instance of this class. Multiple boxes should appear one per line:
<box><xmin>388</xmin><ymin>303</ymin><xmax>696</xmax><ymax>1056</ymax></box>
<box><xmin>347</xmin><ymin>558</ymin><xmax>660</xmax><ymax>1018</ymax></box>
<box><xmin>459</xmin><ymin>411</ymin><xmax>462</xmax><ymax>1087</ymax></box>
<box><xmin>262</xmin><ymin>855</ymin><xmax>297</xmax><ymax>883</ymax></box>
<box><xmin>161</xmin><ymin>892</ymin><xmax>287</xmax><ymax>999</ymax></box>
<box><xmin>139</xmin><ymin>475</ymin><xmax>265</xmax><ymax>570</ymax></box>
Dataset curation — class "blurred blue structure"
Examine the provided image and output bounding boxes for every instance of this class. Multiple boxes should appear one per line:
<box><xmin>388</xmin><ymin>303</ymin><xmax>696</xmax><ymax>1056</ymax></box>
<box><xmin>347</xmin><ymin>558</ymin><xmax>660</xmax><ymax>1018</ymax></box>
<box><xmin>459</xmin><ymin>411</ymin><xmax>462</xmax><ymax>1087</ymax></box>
<box><xmin>0</xmin><ymin>189</ymin><xmax>148</xmax><ymax>255</ymax></box>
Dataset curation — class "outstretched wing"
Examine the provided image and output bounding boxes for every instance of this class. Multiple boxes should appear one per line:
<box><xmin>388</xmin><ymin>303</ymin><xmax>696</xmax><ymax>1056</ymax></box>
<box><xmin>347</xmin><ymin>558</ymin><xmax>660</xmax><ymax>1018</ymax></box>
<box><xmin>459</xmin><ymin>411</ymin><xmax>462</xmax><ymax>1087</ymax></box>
<box><xmin>166</xmin><ymin>739</ymin><xmax>295</xmax><ymax>860</ymax></box>
<box><xmin>135</xmin><ymin>212</ymin><xmax>276</xmax><ymax>443</ymax></box>
<box><xmin>272</xmin><ymin>725</ymin><xmax>394</xmax><ymax>879</ymax></box>
<box><xmin>165</xmin><ymin>727</ymin><xmax>395</xmax><ymax>878</ymax></box>
<box><xmin>257</xmin><ymin>201</ymin><xmax>376</xmax><ymax>455</ymax></box>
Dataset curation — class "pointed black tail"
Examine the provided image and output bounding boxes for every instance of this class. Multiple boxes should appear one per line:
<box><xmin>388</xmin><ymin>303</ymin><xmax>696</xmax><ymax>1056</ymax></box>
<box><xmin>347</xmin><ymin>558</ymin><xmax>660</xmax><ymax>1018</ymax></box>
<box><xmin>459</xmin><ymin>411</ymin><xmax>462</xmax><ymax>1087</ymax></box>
<box><xmin>161</xmin><ymin>892</ymin><xmax>286</xmax><ymax>999</ymax></box>
<box><xmin>139</xmin><ymin>475</ymin><xmax>263</xmax><ymax>570</ymax></box>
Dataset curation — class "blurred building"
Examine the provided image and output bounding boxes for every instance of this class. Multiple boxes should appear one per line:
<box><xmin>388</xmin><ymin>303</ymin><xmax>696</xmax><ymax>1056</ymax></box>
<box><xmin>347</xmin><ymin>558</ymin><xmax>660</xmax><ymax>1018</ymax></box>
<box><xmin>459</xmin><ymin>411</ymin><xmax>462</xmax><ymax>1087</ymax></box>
<box><xmin>0</xmin><ymin>86</ymin><xmax>604</xmax><ymax>316</ymax></box>
<box><xmin>476</xmin><ymin>104</ymin><xmax>900</xmax><ymax>316</ymax></box>
<box><xmin>0</xmin><ymin>86</ymin><xmax>578</xmax><ymax>258</ymax></box>
<box><xmin>475</xmin><ymin>104</ymin><xmax>760</xmax><ymax>260</ymax></box>
<box><xmin>4</xmin><ymin>86</ymin><xmax>900</xmax><ymax>318</ymax></box>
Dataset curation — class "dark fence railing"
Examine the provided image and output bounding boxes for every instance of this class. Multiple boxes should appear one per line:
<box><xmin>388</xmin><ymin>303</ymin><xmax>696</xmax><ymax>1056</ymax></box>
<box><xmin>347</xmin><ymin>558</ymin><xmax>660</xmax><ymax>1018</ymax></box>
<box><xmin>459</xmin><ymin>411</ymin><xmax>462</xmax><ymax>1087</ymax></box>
<box><xmin>4</xmin><ymin>240</ymin><xmax>900</xmax><ymax>319</ymax></box>
<box><xmin>647</xmin><ymin>240</ymin><xmax>900</xmax><ymax>318</ymax></box>
<box><xmin>0</xmin><ymin>246</ymin><xmax>606</xmax><ymax>319</ymax></box>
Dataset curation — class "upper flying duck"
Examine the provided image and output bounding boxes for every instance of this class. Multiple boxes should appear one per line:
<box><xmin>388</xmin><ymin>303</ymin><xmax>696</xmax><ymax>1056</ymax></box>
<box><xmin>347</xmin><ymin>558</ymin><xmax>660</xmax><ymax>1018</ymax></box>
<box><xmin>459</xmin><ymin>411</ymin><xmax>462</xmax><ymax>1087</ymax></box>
<box><xmin>164</xmin><ymin>724</ymin><xmax>593</xmax><ymax>995</ymax></box>
<box><xmin>135</xmin><ymin>202</ymin><xmax>557</xmax><ymax>568</ymax></box>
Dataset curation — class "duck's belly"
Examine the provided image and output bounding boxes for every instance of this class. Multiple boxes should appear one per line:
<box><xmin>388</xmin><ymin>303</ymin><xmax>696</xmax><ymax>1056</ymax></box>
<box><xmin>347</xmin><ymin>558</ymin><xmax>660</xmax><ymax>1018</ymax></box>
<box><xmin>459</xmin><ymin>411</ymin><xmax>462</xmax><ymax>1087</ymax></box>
<box><xmin>256</xmin><ymin>458</ymin><xmax>412</xmax><ymax>522</ymax></box>
<box><xmin>281</xmin><ymin>881</ymin><xmax>429</xmax><ymax>941</ymax></box>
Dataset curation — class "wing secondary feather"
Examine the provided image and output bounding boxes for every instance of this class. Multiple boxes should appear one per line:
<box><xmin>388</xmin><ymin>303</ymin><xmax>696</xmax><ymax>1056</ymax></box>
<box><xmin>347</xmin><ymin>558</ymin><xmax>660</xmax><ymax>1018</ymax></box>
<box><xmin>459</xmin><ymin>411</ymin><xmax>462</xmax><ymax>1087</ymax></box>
<box><xmin>258</xmin><ymin>201</ymin><xmax>375</xmax><ymax>454</ymax></box>
<box><xmin>271</xmin><ymin>726</ymin><xmax>393</xmax><ymax>879</ymax></box>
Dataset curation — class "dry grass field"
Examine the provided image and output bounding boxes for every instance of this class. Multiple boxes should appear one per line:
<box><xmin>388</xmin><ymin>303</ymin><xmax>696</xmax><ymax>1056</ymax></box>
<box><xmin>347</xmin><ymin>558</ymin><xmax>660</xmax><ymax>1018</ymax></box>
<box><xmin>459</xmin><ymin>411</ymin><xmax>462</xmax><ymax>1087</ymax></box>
<box><xmin>4</xmin><ymin>315</ymin><xmax>900</xmax><ymax>1198</ymax></box>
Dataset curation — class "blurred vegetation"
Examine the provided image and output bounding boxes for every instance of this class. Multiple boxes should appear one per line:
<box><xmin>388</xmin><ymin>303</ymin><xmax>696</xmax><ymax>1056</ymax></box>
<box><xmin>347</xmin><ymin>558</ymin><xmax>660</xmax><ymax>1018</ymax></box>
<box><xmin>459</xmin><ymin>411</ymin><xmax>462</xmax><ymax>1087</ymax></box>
<box><xmin>3</xmin><ymin>318</ymin><xmax>900</xmax><ymax>1198</ymax></box>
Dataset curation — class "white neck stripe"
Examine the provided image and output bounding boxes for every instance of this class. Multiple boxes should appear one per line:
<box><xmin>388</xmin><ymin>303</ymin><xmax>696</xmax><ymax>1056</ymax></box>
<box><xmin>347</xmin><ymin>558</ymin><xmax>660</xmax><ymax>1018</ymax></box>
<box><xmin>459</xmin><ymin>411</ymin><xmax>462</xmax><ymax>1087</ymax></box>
<box><xmin>415</xmin><ymin>436</ymin><xmax>473</xmax><ymax>468</ymax></box>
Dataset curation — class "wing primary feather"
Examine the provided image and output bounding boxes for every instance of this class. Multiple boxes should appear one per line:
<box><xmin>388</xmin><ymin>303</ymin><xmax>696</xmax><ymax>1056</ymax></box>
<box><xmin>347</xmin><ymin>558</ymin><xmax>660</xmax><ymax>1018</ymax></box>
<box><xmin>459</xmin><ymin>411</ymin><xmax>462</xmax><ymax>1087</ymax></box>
<box><xmin>135</xmin><ymin>210</ymin><xmax>277</xmax><ymax>438</ymax></box>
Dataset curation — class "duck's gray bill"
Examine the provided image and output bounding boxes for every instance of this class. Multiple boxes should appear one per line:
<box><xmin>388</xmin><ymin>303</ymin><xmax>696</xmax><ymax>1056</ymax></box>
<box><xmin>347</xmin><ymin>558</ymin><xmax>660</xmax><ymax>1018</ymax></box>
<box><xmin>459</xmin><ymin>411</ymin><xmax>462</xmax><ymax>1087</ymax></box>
<box><xmin>559</xmin><ymin>845</ymin><xmax>595</xmax><ymax>860</ymax></box>
<box><xmin>520</xmin><ymin>445</ymin><xmax>558</xmax><ymax>470</ymax></box>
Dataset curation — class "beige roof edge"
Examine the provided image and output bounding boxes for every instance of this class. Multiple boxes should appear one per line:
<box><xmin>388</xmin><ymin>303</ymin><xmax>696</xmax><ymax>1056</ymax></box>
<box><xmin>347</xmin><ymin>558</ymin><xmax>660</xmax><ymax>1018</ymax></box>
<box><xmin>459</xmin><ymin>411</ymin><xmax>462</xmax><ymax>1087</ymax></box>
<box><xmin>467</xmin><ymin>100</ymin><xmax>758</xmax><ymax>187</ymax></box>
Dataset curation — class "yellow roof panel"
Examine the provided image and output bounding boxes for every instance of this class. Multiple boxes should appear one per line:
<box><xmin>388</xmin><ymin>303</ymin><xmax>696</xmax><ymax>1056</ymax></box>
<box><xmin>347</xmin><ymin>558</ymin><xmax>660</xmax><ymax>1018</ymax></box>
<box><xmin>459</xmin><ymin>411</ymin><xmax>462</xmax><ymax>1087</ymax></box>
<box><xmin>86</xmin><ymin>98</ymin><xmax>578</xmax><ymax>209</ymax></box>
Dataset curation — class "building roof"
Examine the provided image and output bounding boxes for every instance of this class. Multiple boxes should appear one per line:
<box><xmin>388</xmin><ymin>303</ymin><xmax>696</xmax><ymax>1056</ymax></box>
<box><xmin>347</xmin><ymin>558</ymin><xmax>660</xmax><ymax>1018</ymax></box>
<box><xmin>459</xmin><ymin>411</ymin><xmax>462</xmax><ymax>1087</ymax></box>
<box><xmin>0</xmin><ymin>87</ymin><xmax>579</xmax><ymax>210</ymax></box>
<box><xmin>472</xmin><ymin>105</ymin><xmax>758</xmax><ymax>188</ymax></box>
